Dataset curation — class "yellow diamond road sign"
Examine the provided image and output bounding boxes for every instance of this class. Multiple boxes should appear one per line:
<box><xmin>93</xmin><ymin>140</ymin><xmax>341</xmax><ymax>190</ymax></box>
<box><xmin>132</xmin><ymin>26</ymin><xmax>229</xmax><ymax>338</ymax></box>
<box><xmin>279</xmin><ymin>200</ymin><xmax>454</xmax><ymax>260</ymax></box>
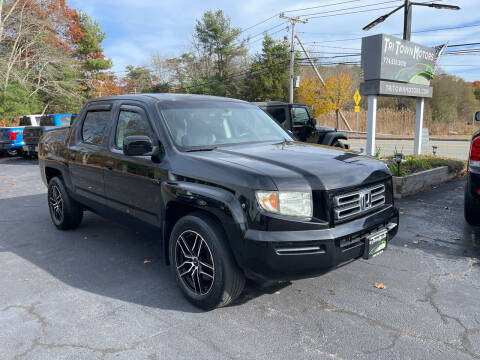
<box><xmin>353</xmin><ymin>90</ymin><xmax>361</xmax><ymax>105</ymax></box>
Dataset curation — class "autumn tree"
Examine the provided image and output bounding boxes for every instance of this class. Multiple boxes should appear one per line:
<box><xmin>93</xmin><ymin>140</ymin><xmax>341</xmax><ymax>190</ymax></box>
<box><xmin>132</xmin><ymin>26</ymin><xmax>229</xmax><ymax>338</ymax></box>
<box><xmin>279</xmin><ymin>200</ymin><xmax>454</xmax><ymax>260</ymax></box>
<box><xmin>0</xmin><ymin>0</ymin><xmax>82</xmax><ymax>122</ymax></box>
<box><xmin>471</xmin><ymin>81</ymin><xmax>480</xmax><ymax>101</ymax></box>
<box><xmin>426</xmin><ymin>74</ymin><xmax>478</xmax><ymax>125</ymax></box>
<box><xmin>298</xmin><ymin>72</ymin><xmax>353</xmax><ymax>128</ymax></box>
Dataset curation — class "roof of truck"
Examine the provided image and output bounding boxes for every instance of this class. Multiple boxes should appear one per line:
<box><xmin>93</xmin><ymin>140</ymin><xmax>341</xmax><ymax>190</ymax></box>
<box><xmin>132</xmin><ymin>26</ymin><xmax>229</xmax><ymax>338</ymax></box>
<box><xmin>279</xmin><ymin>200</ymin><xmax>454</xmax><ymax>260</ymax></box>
<box><xmin>88</xmin><ymin>93</ymin><xmax>250</xmax><ymax>104</ymax></box>
<box><xmin>253</xmin><ymin>101</ymin><xmax>307</xmax><ymax>107</ymax></box>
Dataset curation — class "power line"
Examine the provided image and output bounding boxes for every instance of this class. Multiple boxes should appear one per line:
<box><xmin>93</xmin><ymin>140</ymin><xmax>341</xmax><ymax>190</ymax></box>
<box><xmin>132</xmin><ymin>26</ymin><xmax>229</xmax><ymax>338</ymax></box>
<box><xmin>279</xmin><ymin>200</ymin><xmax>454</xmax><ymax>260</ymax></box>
<box><xmin>282</xmin><ymin>0</ymin><xmax>363</xmax><ymax>14</ymax></box>
<box><xmin>245</xmin><ymin>21</ymin><xmax>289</xmax><ymax>42</ymax></box>
<box><xmin>302</xmin><ymin>23</ymin><xmax>480</xmax><ymax>44</ymax></box>
<box><xmin>297</xmin><ymin>0</ymin><xmax>403</xmax><ymax>18</ymax></box>
<box><xmin>247</xmin><ymin>27</ymin><xmax>289</xmax><ymax>45</ymax></box>
<box><xmin>306</xmin><ymin>4</ymin><xmax>412</xmax><ymax>19</ymax></box>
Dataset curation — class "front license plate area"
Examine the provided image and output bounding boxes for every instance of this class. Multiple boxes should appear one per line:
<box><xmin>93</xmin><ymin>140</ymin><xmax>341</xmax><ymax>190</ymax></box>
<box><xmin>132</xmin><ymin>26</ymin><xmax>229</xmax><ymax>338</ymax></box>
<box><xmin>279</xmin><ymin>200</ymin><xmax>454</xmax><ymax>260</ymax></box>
<box><xmin>363</xmin><ymin>229</ymin><xmax>387</xmax><ymax>259</ymax></box>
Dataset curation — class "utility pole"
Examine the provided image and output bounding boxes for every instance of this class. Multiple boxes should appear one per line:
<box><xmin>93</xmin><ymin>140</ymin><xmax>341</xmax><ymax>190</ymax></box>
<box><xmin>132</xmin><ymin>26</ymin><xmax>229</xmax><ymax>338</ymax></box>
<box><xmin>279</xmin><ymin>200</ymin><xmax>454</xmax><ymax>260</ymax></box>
<box><xmin>279</xmin><ymin>13</ymin><xmax>307</xmax><ymax>103</ymax></box>
<box><xmin>295</xmin><ymin>35</ymin><xmax>353</xmax><ymax>131</ymax></box>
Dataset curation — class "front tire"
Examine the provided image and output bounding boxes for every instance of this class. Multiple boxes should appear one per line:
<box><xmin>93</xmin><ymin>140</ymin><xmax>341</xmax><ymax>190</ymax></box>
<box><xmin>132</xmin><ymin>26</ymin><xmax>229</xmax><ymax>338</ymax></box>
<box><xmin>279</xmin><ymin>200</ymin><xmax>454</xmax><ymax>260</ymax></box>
<box><xmin>464</xmin><ymin>185</ymin><xmax>480</xmax><ymax>226</ymax></box>
<box><xmin>331</xmin><ymin>140</ymin><xmax>346</xmax><ymax>149</ymax></box>
<box><xmin>169</xmin><ymin>213</ymin><xmax>245</xmax><ymax>310</ymax></box>
<box><xmin>48</xmin><ymin>177</ymin><xmax>83</xmax><ymax>230</ymax></box>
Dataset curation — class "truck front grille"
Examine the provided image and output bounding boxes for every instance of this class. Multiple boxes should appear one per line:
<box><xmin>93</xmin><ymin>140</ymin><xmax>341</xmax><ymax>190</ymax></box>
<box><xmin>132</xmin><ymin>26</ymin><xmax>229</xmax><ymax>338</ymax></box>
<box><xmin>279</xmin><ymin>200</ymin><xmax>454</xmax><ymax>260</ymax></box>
<box><xmin>334</xmin><ymin>184</ymin><xmax>385</xmax><ymax>221</ymax></box>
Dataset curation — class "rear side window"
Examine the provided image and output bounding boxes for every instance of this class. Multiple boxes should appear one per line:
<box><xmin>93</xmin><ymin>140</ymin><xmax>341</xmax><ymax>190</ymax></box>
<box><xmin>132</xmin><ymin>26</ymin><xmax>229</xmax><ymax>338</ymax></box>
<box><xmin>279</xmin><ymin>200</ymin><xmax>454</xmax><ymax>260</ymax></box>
<box><xmin>82</xmin><ymin>111</ymin><xmax>111</xmax><ymax>145</ymax></box>
<box><xmin>266</xmin><ymin>107</ymin><xmax>286</xmax><ymax>125</ymax></box>
<box><xmin>115</xmin><ymin>110</ymin><xmax>152</xmax><ymax>148</ymax></box>
<box><xmin>60</xmin><ymin>116</ymin><xmax>71</xmax><ymax>126</ymax></box>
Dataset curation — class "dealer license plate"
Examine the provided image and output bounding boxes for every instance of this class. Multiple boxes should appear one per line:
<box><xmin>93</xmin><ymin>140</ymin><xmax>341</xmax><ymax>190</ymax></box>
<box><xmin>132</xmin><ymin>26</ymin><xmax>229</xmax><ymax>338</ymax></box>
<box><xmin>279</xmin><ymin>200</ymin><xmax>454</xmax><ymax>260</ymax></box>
<box><xmin>363</xmin><ymin>229</ymin><xmax>387</xmax><ymax>259</ymax></box>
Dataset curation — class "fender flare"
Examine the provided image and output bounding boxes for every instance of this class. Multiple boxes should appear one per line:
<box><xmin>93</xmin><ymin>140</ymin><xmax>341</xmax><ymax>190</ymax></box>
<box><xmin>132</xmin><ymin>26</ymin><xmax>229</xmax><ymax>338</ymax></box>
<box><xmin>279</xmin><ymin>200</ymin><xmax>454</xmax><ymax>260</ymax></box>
<box><xmin>160</xmin><ymin>181</ymin><xmax>247</xmax><ymax>264</ymax></box>
<box><xmin>322</xmin><ymin>131</ymin><xmax>348</xmax><ymax>147</ymax></box>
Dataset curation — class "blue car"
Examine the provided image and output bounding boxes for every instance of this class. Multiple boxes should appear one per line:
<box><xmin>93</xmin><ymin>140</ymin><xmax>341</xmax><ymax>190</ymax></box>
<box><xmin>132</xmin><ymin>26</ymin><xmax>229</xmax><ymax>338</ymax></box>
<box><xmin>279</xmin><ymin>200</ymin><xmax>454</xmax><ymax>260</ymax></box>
<box><xmin>0</xmin><ymin>126</ymin><xmax>26</xmax><ymax>156</ymax></box>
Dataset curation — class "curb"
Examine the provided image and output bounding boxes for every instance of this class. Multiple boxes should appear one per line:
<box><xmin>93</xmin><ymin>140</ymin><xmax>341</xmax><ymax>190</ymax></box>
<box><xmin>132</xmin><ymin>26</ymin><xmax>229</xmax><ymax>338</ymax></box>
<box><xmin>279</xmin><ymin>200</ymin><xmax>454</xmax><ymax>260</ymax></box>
<box><xmin>349</xmin><ymin>136</ymin><xmax>470</xmax><ymax>142</ymax></box>
<box><xmin>392</xmin><ymin>166</ymin><xmax>460</xmax><ymax>199</ymax></box>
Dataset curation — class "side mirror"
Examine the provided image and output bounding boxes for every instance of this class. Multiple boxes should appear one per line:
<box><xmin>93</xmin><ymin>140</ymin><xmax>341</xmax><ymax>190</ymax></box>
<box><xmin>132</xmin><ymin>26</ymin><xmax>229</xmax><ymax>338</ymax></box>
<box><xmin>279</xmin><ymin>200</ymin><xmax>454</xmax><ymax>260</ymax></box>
<box><xmin>123</xmin><ymin>135</ymin><xmax>153</xmax><ymax>156</ymax></box>
<box><xmin>311</xmin><ymin>117</ymin><xmax>317</xmax><ymax>127</ymax></box>
<box><xmin>151</xmin><ymin>144</ymin><xmax>165</xmax><ymax>163</ymax></box>
<box><xmin>475</xmin><ymin>111</ymin><xmax>480</xmax><ymax>122</ymax></box>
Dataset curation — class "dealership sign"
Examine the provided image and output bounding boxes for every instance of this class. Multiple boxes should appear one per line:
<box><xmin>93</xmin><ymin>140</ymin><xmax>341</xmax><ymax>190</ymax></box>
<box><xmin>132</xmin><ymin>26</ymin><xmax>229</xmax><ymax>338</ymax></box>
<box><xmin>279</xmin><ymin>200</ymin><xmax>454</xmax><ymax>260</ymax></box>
<box><xmin>360</xmin><ymin>34</ymin><xmax>438</xmax><ymax>98</ymax></box>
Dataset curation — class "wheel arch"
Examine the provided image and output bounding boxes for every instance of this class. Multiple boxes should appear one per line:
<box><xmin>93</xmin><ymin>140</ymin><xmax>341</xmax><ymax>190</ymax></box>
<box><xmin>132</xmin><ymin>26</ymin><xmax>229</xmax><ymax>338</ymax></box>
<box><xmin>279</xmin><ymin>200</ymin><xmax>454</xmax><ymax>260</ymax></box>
<box><xmin>161</xmin><ymin>182</ymin><xmax>247</xmax><ymax>266</ymax></box>
<box><xmin>322</xmin><ymin>132</ymin><xmax>348</xmax><ymax>147</ymax></box>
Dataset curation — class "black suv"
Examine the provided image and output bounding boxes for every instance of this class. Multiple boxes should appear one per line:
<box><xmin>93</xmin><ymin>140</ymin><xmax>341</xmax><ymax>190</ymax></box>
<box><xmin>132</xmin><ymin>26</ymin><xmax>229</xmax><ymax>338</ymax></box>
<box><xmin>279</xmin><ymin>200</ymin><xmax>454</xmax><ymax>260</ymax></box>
<box><xmin>255</xmin><ymin>101</ymin><xmax>348</xmax><ymax>147</ymax></box>
<box><xmin>39</xmin><ymin>94</ymin><xmax>398</xmax><ymax>310</ymax></box>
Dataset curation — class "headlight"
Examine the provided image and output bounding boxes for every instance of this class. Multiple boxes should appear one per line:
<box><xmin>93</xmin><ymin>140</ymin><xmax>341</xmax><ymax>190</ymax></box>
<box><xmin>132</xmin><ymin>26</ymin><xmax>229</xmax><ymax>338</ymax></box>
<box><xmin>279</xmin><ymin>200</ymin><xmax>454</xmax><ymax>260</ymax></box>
<box><xmin>255</xmin><ymin>191</ymin><xmax>313</xmax><ymax>218</ymax></box>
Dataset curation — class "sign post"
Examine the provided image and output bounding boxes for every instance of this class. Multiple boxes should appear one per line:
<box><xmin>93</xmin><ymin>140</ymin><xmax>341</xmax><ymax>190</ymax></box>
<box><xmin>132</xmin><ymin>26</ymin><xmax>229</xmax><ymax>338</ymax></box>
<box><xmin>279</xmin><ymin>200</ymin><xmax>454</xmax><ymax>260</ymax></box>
<box><xmin>360</xmin><ymin>34</ymin><xmax>436</xmax><ymax>156</ymax></box>
<box><xmin>414</xmin><ymin>98</ymin><xmax>425</xmax><ymax>154</ymax></box>
<box><xmin>366</xmin><ymin>96</ymin><xmax>377</xmax><ymax>155</ymax></box>
<box><xmin>353</xmin><ymin>89</ymin><xmax>361</xmax><ymax>133</ymax></box>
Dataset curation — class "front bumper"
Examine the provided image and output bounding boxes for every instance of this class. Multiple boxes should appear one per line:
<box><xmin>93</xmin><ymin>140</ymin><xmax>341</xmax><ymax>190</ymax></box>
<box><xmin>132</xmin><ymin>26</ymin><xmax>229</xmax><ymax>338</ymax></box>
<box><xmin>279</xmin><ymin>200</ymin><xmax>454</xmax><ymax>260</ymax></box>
<box><xmin>22</xmin><ymin>144</ymin><xmax>38</xmax><ymax>154</ymax></box>
<box><xmin>241</xmin><ymin>206</ymin><xmax>399</xmax><ymax>281</ymax></box>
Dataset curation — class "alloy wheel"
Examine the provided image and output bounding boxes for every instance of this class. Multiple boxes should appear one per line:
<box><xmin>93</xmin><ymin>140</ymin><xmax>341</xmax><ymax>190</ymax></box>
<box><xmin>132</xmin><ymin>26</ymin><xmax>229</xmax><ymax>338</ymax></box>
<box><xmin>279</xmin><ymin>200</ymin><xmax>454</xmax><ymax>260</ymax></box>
<box><xmin>49</xmin><ymin>184</ymin><xmax>64</xmax><ymax>223</ymax></box>
<box><xmin>175</xmin><ymin>230</ymin><xmax>215</xmax><ymax>295</ymax></box>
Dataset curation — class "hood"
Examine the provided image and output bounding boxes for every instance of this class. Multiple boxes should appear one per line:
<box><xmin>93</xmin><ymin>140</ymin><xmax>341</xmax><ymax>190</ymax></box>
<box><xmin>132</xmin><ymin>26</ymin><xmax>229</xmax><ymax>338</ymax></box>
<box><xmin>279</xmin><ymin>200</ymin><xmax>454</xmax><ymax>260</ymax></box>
<box><xmin>180</xmin><ymin>142</ymin><xmax>391</xmax><ymax>191</ymax></box>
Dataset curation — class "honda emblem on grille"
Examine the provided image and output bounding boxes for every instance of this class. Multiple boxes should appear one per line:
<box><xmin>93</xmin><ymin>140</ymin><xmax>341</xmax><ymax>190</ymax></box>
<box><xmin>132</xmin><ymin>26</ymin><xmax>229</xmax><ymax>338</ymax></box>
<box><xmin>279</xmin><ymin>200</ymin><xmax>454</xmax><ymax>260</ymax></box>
<box><xmin>360</xmin><ymin>189</ymin><xmax>372</xmax><ymax>210</ymax></box>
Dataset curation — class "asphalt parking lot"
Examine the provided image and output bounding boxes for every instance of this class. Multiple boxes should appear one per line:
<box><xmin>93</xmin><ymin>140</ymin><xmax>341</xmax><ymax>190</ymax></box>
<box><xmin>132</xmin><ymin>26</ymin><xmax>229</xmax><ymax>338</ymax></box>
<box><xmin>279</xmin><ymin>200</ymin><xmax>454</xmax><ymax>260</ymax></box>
<box><xmin>1</xmin><ymin>156</ymin><xmax>479</xmax><ymax>360</ymax></box>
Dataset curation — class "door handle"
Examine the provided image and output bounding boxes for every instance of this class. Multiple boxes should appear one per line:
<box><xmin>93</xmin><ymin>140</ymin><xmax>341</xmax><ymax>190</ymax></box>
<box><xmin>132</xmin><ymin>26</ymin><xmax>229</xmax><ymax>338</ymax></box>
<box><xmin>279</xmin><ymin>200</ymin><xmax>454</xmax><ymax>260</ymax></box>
<box><xmin>105</xmin><ymin>161</ymin><xmax>114</xmax><ymax>170</ymax></box>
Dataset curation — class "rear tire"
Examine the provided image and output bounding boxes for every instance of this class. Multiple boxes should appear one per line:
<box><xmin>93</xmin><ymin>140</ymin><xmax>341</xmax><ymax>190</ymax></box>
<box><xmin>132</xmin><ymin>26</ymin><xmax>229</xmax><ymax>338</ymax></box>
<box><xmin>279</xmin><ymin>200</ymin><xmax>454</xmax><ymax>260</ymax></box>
<box><xmin>7</xmin><ymin>149</ymin><xmax>18</xmax><ymax>157</ymax></box>
<box><xmin>464</xmin><ymin>185</ymin><xmax>480</xmax><ymax>226</ymax></box>
<box><xmin>48</xmin><ymin>176</ymin><xmax>83</xmax><ymax>230</ymax></box>
<box><xmin>169</xmin><ymin>213</ymin><xmax>245</xmax><ymax>310</ymax></box>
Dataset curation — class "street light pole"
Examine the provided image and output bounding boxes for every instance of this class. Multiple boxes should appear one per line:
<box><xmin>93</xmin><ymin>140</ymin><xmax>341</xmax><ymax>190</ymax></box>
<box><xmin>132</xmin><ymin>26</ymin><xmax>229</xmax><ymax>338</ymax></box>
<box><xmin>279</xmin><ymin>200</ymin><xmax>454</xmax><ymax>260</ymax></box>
<box><xmin>403</xmin><ymin>0</ymin><xmax>412</xmax><ymax>41</ymax></box>
<box><xmin>363</xmin><ymin>2</ymin><xmax>460</xmax><ymax>35</ymax></box>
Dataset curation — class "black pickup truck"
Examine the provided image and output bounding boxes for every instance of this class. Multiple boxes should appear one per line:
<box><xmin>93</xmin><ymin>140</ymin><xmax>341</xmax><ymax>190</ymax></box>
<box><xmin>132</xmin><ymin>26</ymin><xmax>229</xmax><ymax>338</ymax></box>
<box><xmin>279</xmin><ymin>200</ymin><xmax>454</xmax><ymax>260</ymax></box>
<box><xmin>23</xmin><ymin>114</ymin><xmax>74</xmax><ymax>158</ymax></box>
<box><xmin>255</xmin><ymin>101</ymin><xmax>348</xmax><ymax>148</ymax></box>
<box><xmin>39</xmin><ymin>94</ymin><xmax>398</xmax><ymax>310</ymax></box>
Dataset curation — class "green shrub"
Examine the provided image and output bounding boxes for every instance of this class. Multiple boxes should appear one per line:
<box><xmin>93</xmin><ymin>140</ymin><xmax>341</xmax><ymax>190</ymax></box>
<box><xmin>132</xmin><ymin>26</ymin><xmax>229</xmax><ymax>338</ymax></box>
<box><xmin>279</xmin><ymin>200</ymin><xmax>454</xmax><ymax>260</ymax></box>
<box><xmin>385</xmin><ymin>155</ymin><xmax>466</xmax><ymax>176</ymax></box>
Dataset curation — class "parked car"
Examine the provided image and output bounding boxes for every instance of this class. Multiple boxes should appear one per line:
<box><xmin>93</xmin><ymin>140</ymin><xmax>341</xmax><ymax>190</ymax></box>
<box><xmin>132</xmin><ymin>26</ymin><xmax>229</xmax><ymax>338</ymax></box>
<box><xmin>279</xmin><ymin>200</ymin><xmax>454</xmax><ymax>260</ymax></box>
<box><xmin>23</xmin><ymin>113</ymin><xmax>73</xmax><ymax>157</ymax></box>
<box><xmin>0</xmin><ymin>126</ymin><xmax>25</xmax><ymax>156</ymax></box>
<box><xmin>39</xmin><ymin>94</ymin><xmax>398</xmax><ymax>310</ymax></box>
<box><xmin>19</xmin><ymin>114</ymin><xmax>43</xmax><ymax>127</ymax></box>
<box><xmin>254</xmin><ymin>101</ymin><xmax>348</xmax><ymax>148</ymax></box>
<box><xmin>464</xmin><ymin>111</ymin><xmax>480</xmax><ymax>225</ymax></box>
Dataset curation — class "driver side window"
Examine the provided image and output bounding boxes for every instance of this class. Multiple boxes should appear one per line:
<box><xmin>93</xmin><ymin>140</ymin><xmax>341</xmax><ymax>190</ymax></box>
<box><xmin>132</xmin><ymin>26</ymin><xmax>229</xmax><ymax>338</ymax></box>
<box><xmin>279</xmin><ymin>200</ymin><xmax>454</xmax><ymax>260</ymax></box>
<box><xmin>115</xmin><ymin>110</ymin><xmax>152</xmax><ymax>149</ymax></box>
<box><xmin>291</xmin><ymin>107</ymin><xmax>310</xmax><ymax>126</ymax></box>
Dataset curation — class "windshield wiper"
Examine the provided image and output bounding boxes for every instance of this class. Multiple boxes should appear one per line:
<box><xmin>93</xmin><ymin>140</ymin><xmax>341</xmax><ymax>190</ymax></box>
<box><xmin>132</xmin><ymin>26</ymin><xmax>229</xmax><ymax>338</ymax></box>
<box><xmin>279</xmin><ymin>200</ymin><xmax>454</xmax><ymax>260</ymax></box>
<box><xmin>185</xmin><ymin>145</ymin><xmax>217</xmax><ymax>152</ymax></box>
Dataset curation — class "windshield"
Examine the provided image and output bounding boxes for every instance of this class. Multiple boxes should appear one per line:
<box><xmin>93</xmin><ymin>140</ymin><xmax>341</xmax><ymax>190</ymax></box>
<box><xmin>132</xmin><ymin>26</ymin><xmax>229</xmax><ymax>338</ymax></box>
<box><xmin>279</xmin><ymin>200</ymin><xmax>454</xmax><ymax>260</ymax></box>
<box><xmin>19</xmin><ymin>117</ymin><xmax>31</xmax><ymax>126</ymax></box>
<box><xmin>159</xmin><ymin>101</ymin><xmax>292</xmax><ymax>149</ymax></box>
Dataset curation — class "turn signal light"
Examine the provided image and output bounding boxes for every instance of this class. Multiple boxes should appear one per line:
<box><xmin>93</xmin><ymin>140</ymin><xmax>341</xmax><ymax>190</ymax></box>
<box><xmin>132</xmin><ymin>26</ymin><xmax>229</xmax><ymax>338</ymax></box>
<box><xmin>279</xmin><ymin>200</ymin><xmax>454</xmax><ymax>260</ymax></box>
<box><xmin>470</xmin><ymin>137</ymin><xmax>480</xmax><ymax>162</ymax></box>
<box><xmin>9</xmin><ymin>132</ymin><xmax>18</xmax><ymax>141</ymax></box>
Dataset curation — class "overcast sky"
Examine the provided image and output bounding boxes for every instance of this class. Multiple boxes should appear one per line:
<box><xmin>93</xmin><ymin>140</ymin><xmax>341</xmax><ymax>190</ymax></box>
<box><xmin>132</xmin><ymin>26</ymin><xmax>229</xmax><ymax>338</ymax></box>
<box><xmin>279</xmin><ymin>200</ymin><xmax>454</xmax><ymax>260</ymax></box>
<box><xmin>67</xmin><ymin>0</ymin><xmax>479</xmax><ymax>81</ymax></box>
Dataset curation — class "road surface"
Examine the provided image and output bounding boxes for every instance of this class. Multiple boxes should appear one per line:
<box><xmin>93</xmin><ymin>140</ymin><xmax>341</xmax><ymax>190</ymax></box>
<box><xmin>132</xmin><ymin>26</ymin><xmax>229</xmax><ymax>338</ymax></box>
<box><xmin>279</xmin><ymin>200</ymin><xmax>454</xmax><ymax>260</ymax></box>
<box><xmin>1</xmin><ymin>156</ymin><xmax>479</xmax><ymax>359</ymax></box>
<box><xmin>348</xmin><ymin>138</ymin><xmax>470</xmax><ymax>160</ymax></box>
